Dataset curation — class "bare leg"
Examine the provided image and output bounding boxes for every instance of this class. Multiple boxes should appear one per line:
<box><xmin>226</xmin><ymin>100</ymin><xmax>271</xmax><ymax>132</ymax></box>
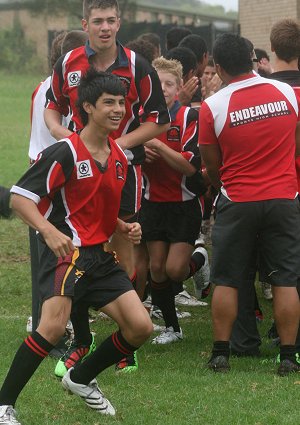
<box><xmin>273</xmin><ymin>286</ymin><xmax>299</xmax><ymax>345</ymax></box>
<box><xmin>212</xmin><ymin>286</ymin><xmax>238</xmax><ymax>341</ymax></box>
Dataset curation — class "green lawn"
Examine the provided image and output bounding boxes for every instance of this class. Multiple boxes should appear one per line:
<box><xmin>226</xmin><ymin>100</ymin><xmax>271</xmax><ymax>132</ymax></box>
<box><xmin>0</xmin><ymin>73</ymin><xmax>299</xmax><ymax>425</ymax></box>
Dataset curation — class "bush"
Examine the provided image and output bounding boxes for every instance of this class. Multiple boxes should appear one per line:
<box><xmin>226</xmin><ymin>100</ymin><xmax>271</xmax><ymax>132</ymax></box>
<box><xmin>0</xmin><ymin>18</ymin><xmax>43</xmax><ymax>74</ymax></box>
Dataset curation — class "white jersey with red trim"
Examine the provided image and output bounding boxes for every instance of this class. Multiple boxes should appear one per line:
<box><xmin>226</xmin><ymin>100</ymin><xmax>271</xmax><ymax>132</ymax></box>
<box><xmin>199</xmin><ymin>73</ymin><xmax>299</xmax><ymax>202</ymax></box>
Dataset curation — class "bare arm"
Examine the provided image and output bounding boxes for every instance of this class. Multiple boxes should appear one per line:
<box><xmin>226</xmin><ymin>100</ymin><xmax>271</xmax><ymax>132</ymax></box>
<box><xmin>44</xmin><ymin>109</ymin><xmax>73</xmax><ymax>141</ymax></box>
<box><xmin>11</xmin><ymin>194</ymin><xmax>74</xmax><ymax>257</ymax></box>
<box><xmin>145</xmin><ymin>139</ymin><xmax>196</xmax><ymax>176</ymax></box>
<box><xmin>116</xmin><ymin>121</ymin><xmax>170</xmax><ymax>150</ymax></box>
<box><xmin>199</xmin><ymin>144</ymin><xmax>223</xmax><ymax>190</ymax></box>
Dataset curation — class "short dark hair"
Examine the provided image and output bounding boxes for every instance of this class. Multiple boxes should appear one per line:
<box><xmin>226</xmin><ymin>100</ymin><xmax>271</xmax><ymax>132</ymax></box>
<box><xmin>254</xmin><ymin>48</ymin><xmax>270</xmax><ymax>62</ymax></box>
<box><xmin>83</xmin><ymin>0</ymin><xmax>120</xmax><ymax>20</ymax></box>
<box><xmin>165</xmin><ymin>46</ymin><xmax>197</xmax><ymax>78</ymax></box>
<box><xmin>61</xmin><ymin>30</ymin><xmax>88</xmax><ymax>55</ymax></box>
<box><xmin>138</xmin><ymin>33</ymin><xmax>161</xmax><ymax>50</ymax></box>
<box><xmin>77</xmin><ymin>68</ymin><xmax>126</xmax><ymax>126</ymax></box>
<box><xmin>213</xmin><ymin>33</ymin><xmax>253</xmax><ymax>76</ymax></box>
<box><xmin>126</xmin><ymin>39</ymin><xmax>156</xmax><ymax>64</ymax></box>
<box><xmin>50</xmin><ymin>31</ymin><xmax>67</xmax><ymax>69</ymax></box>
<box><xmin>270</xmin><ymin>19</ymin><xmax>300</xmax><ymax>62</ymax></box>
<box><xmin>179</xmin><ymin>34</ymin><xmax>208</xmax><ymax>63</ymax></box>
<box><xmin>165</xmin><ymin>26</ymin><xmax>192</xmax><ymax>51</ymax></box>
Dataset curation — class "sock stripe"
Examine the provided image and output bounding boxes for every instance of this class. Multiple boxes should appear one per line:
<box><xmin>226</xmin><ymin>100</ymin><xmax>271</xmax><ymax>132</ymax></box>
<box><xmin>112</xmin><ymin>332</ymin><xmax>132</xmax><ymax>356</ymax></box>
<box><xmin>130</xmin><ymin>270</ymin><xmax>137</xmax><ymax>283</ymax></box>
<box><xmin>25</xmin><ymin>336</ymin><xmax>49</xmax><ymax>358</ymax></box>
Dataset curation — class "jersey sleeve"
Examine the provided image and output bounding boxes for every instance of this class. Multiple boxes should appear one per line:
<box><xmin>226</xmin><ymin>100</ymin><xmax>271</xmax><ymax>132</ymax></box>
<box><xmin>45</xmin><ymin>56</ymin><xmax>70</xmax><ymax>117</ymax></box>
<box><xmin>181</xmin><ymin>107</ymin><xmax>201</xmax><ymax>170</ymax></box>
<box><xmin>199</xmin><ymin>101</ymin><xmax>219</xmax><ymax>145</ymax></box>
<box><xmin>137</xmin><ymin>58</ymin><xmax>170</xmax><ymax>125</ymax></box>
<box><xmin>11</xmin><ymin>141</ymin><xmax>75</xmax><ymax>204</ymax></box>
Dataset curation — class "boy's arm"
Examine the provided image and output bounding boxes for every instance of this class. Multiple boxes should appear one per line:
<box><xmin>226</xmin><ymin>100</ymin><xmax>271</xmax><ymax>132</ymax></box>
<box><xmin>11</xmin><ymin>194</ymin><xmax>74</xmax><ymax>257</ymax></box>
<box><xmin>145</xmin><ymin>138</ymin><xmax>196</xmax><ymax>176</ymax></box>
<box><xmin>44</xmin><ymin>109</ymin><xmax>73</xmax><ymax>141</ymax></box>
<box><xmin>115</xmin><ymin>121</ymin><xmax>170</xmax><ymax>151</ymax></box>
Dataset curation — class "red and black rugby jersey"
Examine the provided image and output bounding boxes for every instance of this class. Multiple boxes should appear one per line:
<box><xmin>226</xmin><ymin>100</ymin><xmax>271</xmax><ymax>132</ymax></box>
<box><xmin>46</xmin><ymin>42</ymin><xmax>170</xmax><ymax>165</ymax></box>
<box><xmin>11</xmin><ymin>133</ymin><xmax>128</xmax><ymax>246</ymax></box>
<box><xmin>143</xmin><ymin>101</ymin><xmax>201</xmax><ymax>202</ymax></box>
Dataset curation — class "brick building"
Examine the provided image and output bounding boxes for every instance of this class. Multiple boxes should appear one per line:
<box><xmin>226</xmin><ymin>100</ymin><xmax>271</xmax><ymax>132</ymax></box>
<box><xmin>0</xmin><ymin>0</ymin><xmax>237</xmax><ymax>72</ymax></box>
<box><xmin>239</xmin><ymin>0</ymin><xmax>300</xmax><ymax>58</ymax></box>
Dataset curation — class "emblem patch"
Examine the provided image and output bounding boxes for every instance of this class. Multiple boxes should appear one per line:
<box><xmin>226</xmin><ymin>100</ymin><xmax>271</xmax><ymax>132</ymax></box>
<box><xmin>76</xmin><ymin>160</ymin><xmax>93</xmax><ymax>179</ymax></box>
<box><xmin>167</xmin><ymin>126</ymin><xmax>180</xmax><ymax>142</ymax></box>
<box><xmin>117</xmin><ymin>76</ymin><xmax>131</xmax><ymax>95</ymax></box>
<box><xmin>68</xmin><ymin>71</ymin><xmax>81</xmax><ymax>87</ymax></box>
<box><xmin>116</xmin><ymin>160</ymin><xmax>125</xmax><ymax>180</ymax></box>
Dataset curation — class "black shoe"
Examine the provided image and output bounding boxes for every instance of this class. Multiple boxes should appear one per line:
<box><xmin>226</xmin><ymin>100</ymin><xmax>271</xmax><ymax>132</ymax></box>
<box><xmin>277</xmin><ymin>359</ymin><xmax>300</xmax><ymax>377</ymax></box>
<box><xmin>207</xmin><ymin>355</ymin><xmax>230</xmax><ymax>372</ymax></box>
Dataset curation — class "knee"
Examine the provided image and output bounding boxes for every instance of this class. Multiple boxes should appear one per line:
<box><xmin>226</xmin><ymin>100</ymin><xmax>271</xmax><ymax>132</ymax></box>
<box><xmin>37</xmin><ymin>319</ymin><xmax>66</xmax><ymax>345</ymax></box>
<box><xmin>127</xmin><ymin>315</ymin><xmax>153</xmax><ymax>345</ymax></box>
<box><xmin>167</xmin><ymin>266</ymin><xmax>186</xmax><ymax>283</ymax></box>
<box><xmin>150</xmin><ymin>261</ymin><xmax>165</xmax><ymax>281</ymax></box>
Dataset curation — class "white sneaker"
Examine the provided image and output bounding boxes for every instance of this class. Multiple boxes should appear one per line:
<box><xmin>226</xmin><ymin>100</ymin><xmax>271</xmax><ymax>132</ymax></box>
<box><xmin>151</xmin><ymin>327</ymin><xmax>183</xmax><ymax>344</ymax></box>
<box><xmin>193</xmin><ymin>247</ymin><xmax>210</xmax><ymax>298</ymax></box>
<box><xmin>153</xmin><ymin>323</ymin><xmax>165</xmax><ymax>332</ymax></box>
<box><xmin>0</xmin><ymin>405</ymin><xmax>21</xmax><ymax>425</ymax></box>
<box><xmin>175</xmin><ymin>290</ymin><xmax>208</xmax><ymax>307</ymax></box>
<box><xmin>62</xmin><ymin>368</ymin><xmax>115</xmax><ymax>415</ymax></box>
<box><xmin>176</xmin><ymin>309</ymin><xmax>192</xmax><ymax>318</ymax></box>
<box><xmin>261</xmin><ymin>282</ymin><xmax>273</xmax><ymax>300</ymax></box>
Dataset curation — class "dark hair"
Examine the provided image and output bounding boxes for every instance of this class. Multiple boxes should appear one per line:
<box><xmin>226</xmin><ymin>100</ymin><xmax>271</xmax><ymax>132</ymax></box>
<box><xmin>254</xmin><ymin>48</ymin><xmax>270</xmax><ymax>62</ymax></box>
<box><xmin>61</xmin><ymin>30</ymin><xmax>88</xmax><ymax>55</ymax></box>
<box><xmin>126</xmin><ymin>39</ymin><xmax>156</xmax><ymax>64</ymax></box>
<box><xmin>165</xmin><ymin>26</ymin><xmax>192</xmax><ymax>51</ymax></box>
<box><xmin>179</xmin><ymin>34</ymin><xmax>208</xmax><ymax>63</ymax></box>
<box><xmin>83</xmin><ymin>0</ymin><xmax>120</xmax><ymax>20</ymax></box>
<box><xmin>50</xmin><ymin>31</ymin><xmax>67</xmax><ymax>69</ymax></box>
<box><xmin>213</xmin><ymin>33</ymin><xmax>253</xmax><ymax>76</ymax></box>
<box><xmin>138</xmin><ymin>33</ymin><xmax>161</xmax><ymax>50</ymax></box>
<box><xmin>77</xmin><ymin>68</ymin><xmax>126</xmax><ymax>125</ymax></box>
<box><xmin>165</xmin><ymin>46</ymin><xmax>197</xmax><ymax>77</ymax></box>
<box><xmin>270</xmin><ymin>19</ymin><xmax>300</xmax><ymax>62</ymax></box>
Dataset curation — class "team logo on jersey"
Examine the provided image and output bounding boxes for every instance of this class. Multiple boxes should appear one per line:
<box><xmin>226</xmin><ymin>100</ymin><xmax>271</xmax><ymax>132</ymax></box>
<box><xmin>117</xmin><ymin>76</ymin><xmax>131</xmax><ymax>95</ymax></box>
<box><xmin>229</xmin><ymin>100</ymin><xmax>290</xmax><ymax>127</ymax></box>
<box><xmin>167</xmin><ymin>126</ymin><xmax>180</xmax><ymax>142</ymax></box>
<box><xmin>68</xmin><ymin>71</ymin><xmax>81</xmax><ymax>87</ymax></box>
<box><xmin>76</xmin><ymin>160</ymin><xmax>93</xmax><ymax>179</ymax></box>
<box><xmin>116</xmin><ymin>160</ymin><xmax>125</xmax><ymax>180</ymax></box>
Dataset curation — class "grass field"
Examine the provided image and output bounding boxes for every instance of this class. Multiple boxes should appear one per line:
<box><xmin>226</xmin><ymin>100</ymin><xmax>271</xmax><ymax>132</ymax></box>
<box><xmin>0</xmin><ymin>72</ymin><xmax>299</xmax><ymax>425</ymax></box>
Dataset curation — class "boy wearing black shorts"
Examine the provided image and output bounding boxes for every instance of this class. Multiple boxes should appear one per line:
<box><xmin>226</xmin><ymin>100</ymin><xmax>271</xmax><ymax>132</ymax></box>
<box><xmin>0</xmin><ymin>69</ymin><xmax>153</xmax><ymax>425</ymax></box>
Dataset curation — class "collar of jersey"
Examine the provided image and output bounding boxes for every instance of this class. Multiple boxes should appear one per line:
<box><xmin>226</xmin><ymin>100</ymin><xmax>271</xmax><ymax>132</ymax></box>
<box><xmin>229</xmin><ymin>72</ymin><xmax>257</xmax><ymax>85</ymax></box>
<box><xmin>85</xmin><ymin>40</ymin><xmax>129</xmax><ymax>69</ymax></box>
<box><xmin>169</xmin><ymin>100</ymin><xmax>181</xmax><ymax>121</ymax></box>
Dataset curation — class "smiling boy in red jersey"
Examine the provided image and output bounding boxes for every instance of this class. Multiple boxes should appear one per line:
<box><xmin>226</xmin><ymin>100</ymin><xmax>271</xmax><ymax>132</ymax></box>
<box><xmin>0</xmin><ymin>70</ymin><xmax>153</xmax><ymax>425</ymax></box>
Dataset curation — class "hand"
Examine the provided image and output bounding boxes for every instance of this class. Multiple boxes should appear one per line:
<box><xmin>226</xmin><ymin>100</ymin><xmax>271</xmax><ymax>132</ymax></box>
<box><xmin>178</xmin><ymin>77</ymin><xmax>199</xmax><ymax>106</ymax></box>
<box><xmin>116</xmin><ymin>220</ymin><xmax>142</xmax><ymax>244</ymax></box>
<box><xmin>144</xmin><ymin>140</ymin><xmax>161</xmax><ymax>163</ymax></box>
<box><xmin>43</xmin><ymin>227</ymin><xmax>75</xmax><ymax>258</ymax></box>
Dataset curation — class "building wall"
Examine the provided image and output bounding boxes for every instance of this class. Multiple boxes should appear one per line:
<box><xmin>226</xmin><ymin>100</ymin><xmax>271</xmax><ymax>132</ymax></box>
<box><xmin>0</xmin><ymin>8</ymin><xmax>68</xmax><ymax>72</ymax></box>
<box><xmin>239</xmin><ymin>0</ymin><xmax>299</xmax><ymax>57</ymax></box>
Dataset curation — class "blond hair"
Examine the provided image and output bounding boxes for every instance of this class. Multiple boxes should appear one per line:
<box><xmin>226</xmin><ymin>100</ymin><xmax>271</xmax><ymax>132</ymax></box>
<box><xmin>152</xmin><ymin>56</ymin><xmax>183</xmax><ymax>86</ymax></box>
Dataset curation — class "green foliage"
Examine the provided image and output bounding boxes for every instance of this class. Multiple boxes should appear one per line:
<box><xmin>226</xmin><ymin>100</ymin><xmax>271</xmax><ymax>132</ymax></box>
<box><xmin>0</xmin><ymin>17</ymin><xmax>43</xmax><ymax>74</ymax></box>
